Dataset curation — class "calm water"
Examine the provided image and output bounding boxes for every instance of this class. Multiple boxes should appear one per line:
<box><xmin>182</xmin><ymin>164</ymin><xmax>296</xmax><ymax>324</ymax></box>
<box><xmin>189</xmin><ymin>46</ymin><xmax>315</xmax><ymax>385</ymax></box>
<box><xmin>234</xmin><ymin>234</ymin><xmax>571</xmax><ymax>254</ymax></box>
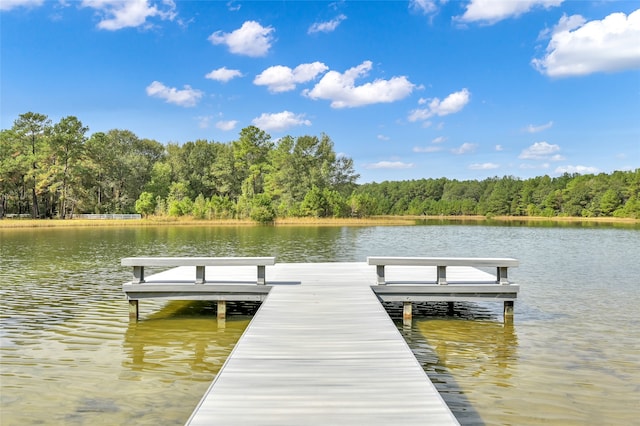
<box><xmin>1</xmin><ymin>224</ymin><xmax>639</xmax><ymax>425</ymax></box>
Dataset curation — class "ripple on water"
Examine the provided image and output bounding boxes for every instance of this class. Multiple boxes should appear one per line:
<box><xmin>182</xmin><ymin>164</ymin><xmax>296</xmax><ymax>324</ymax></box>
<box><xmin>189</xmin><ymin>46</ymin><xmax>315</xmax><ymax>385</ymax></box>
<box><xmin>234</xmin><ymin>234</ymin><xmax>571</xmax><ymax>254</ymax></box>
<box><xmin>394</xmin><ymin>301</ymin><xmax>640</xmax><ymax>426</ymax></box>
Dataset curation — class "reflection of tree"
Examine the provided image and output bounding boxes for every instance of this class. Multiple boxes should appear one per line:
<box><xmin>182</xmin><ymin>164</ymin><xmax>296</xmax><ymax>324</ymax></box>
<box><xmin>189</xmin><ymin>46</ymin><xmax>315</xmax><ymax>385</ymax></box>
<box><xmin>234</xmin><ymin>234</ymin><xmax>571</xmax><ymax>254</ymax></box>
<box><xmin>401</xmin><ymin>317</ymin><xmax>518</xmax><ymax>424</ymax></box>
<box><xmin>417</xmin><ymin>319</ymin><xmax>518</xmax><ymax>385</ymax></box>
<box><xmin>404</xmin><ymin>317</ymin><xmax>518</xmax><ymax>424</ymax></box>
<box><xmin>122</xmin><ymin>314</ymin><xmax>249</xmax><ymax>379</ymax></box>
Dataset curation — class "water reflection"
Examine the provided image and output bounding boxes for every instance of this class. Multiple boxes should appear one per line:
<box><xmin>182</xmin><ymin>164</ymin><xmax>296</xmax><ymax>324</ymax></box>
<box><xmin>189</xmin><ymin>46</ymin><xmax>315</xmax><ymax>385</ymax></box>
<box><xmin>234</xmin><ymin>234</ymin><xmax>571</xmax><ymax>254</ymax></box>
<box><xmin>416</xmin><ymin>218</ymin><xmax>640</xmax><ymax>229</ymax></box>
<box><xmin>123</xmin><ymin>301</ymin><xmax>255</xmax><ymax>380</ymax></box>
<box><xmin>392</xmin><ymin>303</ymin><xmax>518</xmax><ymax>426</ymax></box>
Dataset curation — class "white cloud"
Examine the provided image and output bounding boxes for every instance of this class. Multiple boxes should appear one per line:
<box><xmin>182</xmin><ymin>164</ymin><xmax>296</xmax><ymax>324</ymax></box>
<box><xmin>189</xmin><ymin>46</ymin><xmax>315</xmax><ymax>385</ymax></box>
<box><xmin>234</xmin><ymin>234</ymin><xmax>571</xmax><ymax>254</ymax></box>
<box><xmin>365</xmin><ymin>161</ymin><xmax>415</xmax><ymax>170</ymax></box>
<box><xmin>520</xmin><ymin>163</ymin><xmax>550</xmax><ymax>170</ymax></box>
<box><xmin>533</xmin><ymin>10</ymin><xmax>640</xmax><ymax>77</ymax></box>
<box><xmin>205</xmin><ymin>67</ymin><xmax>243</xmax><ymax>83</ymax></box>
<box><xmin>308</xmin><ymin>14</ymin><xmax>346</xmax><ymax>34</ymax></box>
<box><xmin>495</xmin><ymin>144</ymin><xmax>503</xmax><ymax>151</ymax></box>
<box><xmin>377</xmin><ymin>134</ymin><xmax>390</xmax><ymax>141</ymax></box>
<box><xmin>413</xmin><ymin>146</ymin><xmax>443</xmax><ymax>153</ymax></box>
<box><xmin>524</xmin><ymin>121</ymin><xmax>553</xmax><ymax>133</ymax></box>
<box><xmin>456</xmin><ymin>0</ymin><xmax>563</xmax><ymax>25</ymax></box>
<box><xmin>197</xmin><ymin>115</ymin><xmax>213</xmax><ymax>129</ymax></box>
<box><xmin>251</xmin><ymin>111</ymin><xmax>311</xmax><ymax>132</ymax></box>
<box><xmin>518</xmin><ymin>141</ymin><xmax>563</xmax><ymax>160</ymax></box>
<box><xmin>216</xmin><ymin>120</ymin><xmax>238</xmax><ymax>131</ymax></box>
<box><xmin>81</xmin><ymin>0</ymin><xmax>176</xmax><ymax>31</ymax></box>
<box><xmin>555</xmin><ymin>165</ymin><xmax>600</xmax><ymax>174</ymax></box>
<box><xmin>408</xmin><ymin>88</ymin><xmax>470</xmax><ymax>122</ymax></box>
<box><xmin>254</xmin><ymin>62</ymin><xmax>328</xmax><ymax>93</ymax></box>
<box><xmin>0</xmin><ymin>0</ymin><xmax>43</xmax><ymax>11</ymax></box>
<box><xmin>304</xmin><ymin>61</ymin><xmax>415</xmax><ymax>108</ymax></box>
<box><xmin>209</xmin><ymin>21</ymin><xmax>274</xmax><ymax>57</ymax></box>
<box><xmin>409</xmin><ymin>0</ymin><xmax>439</xmax><ymax>15</ymax></box>
<box><xmin>146</xmin><ymin>81</ymin><xmax>203</xmax><ymax>107</ymax></box>
<box><xmin>451</xmin><ymin>142</ymin><xmax>477</xmax><ymax>154</ymax></box>
<box><xmin>469</xmin><ymin>162</ymin><xmax>500</xmax><ymax>170</ymax></box>
<box><xmin>432</xmin><ymin>136</ymin><xmax>447</xmax><ymax>144</ymax></box>
<box><xmin>226</xmin><ymin>0</ymin><xmax>240</xmax><ymax>12</ymax></box>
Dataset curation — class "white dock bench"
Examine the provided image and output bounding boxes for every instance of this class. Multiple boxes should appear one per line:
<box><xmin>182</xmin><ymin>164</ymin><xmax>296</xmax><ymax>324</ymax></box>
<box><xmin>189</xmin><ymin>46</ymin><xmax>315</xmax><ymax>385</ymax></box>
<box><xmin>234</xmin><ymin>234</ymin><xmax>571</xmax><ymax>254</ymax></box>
<box><xmin>121</xmin><ymin>256</ymin><xmax>276</xmax><ymax>285</ymax></box>
<box><xmin>121</xmin><ymin>257</ymin><xmax>276</xmax><ymax>320</ymax></box>
<box><xmin>367</xmin><ymin>257</ymin><xmax>519</xmax><ymax>320</ymax></box>
<box><xmin>367</xmin><ymin>256</ymin><xmax>519</xmax><ymax>285</ymax></box>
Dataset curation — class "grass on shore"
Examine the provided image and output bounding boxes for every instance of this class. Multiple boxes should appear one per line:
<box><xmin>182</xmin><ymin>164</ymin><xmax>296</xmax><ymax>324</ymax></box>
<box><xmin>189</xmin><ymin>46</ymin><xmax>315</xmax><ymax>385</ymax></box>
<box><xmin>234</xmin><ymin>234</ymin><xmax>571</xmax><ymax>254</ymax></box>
<box><xmin>0</xmin><ymin>214</ymin><xmax>637</xmax><ymax>229</ymax></box>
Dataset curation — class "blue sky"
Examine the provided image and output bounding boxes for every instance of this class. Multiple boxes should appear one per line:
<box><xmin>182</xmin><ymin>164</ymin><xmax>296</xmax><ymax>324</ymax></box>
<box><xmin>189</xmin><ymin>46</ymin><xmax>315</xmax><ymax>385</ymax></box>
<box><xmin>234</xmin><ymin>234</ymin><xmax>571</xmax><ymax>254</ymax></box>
<box><xmin>2</xmin><ymin>0</ymin><xmax>639</xmax><ymax>183</ymax></box>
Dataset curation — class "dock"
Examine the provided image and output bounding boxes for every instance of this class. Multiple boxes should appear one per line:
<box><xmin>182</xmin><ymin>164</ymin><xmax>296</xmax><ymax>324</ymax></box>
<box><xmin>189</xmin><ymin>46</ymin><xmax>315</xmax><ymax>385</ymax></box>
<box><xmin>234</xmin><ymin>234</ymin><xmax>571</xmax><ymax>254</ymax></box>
<box><xmin>121</xmin><ymin>258</ymin><xmax>519</xmax><ymax>425</ymax></box>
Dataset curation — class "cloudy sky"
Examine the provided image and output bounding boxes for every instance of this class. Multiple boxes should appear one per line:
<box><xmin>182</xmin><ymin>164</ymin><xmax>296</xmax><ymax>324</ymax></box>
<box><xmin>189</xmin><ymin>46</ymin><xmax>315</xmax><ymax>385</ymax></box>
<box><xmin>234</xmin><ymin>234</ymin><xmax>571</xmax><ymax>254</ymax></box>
<box><xmin>1</xmin><ymin>0</ymin><xmax>639</xmax><ymax>182</ymax></box>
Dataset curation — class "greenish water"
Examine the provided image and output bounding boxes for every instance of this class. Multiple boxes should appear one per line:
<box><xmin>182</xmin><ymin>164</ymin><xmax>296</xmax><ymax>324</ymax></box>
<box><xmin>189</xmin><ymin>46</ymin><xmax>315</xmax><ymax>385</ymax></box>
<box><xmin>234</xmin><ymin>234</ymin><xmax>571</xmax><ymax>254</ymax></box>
<box><xmin>1</xmin><ymin>224</ymin><xmax>639</xmax><ymax>425</ymax></box>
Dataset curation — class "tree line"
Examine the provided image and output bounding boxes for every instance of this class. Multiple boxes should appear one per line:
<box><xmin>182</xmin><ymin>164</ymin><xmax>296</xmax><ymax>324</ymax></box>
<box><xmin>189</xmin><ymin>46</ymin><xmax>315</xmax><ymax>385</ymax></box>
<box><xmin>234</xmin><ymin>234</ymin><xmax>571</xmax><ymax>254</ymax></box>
<box><xmin>0</xmin><ymin>112</ymin><xmax>359</xmax><ymax>221</ymax></box>
<box><xmin>352</xmin><ymin>171</ymin><xmax>640</xmax><ymax>219</ymax></box>
<box><xmin>1</xmin><ymin>112</ymin><xmax>638</xmax><ymax>221</ymax></box>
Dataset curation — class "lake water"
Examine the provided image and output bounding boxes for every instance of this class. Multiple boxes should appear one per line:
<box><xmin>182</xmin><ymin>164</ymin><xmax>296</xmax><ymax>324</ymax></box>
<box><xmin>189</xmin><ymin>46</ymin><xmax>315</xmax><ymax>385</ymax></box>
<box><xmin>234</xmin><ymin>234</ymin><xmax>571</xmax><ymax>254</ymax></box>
<box><xmin>1</xmin><ymin>223</ymin><xmax>639</xmax><ymax>425</ymax></box>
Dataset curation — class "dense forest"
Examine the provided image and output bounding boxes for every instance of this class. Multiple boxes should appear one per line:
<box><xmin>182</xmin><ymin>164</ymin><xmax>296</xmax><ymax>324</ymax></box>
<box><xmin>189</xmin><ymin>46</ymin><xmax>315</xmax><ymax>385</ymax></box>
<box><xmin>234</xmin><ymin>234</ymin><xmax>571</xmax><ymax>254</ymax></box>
<box><xmin>1</xmin><ymin>112</ymin><xmax>639</xmax><ymax>221</ymax></box>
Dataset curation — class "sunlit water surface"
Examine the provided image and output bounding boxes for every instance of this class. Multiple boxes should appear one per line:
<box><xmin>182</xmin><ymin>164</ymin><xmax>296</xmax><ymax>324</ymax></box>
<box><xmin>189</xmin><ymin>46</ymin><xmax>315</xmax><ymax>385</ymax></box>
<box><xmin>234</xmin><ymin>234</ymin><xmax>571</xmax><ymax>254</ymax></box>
<box><xmin>1</xmin><ymin>224</ymin><xmax>638</xmax><ymax>425</ymax></box>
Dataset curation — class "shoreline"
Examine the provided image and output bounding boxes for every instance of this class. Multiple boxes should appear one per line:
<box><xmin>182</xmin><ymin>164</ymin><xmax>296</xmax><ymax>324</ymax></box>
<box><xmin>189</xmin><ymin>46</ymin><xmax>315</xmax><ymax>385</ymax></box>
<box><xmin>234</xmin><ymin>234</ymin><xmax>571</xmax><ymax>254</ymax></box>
<box><xmin>1</xmin><ymin>215</ymin><xmax>638</xmax><ymax>229</ymax></box>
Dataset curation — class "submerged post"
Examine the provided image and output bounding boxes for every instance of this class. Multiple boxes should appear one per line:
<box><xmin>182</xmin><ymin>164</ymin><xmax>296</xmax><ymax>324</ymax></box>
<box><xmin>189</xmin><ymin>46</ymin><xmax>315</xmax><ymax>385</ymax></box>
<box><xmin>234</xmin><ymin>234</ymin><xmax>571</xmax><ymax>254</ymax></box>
<box><xmin>129</xmin><ymin>300</ymin><xmax>139</xmax><ymax>321</ymax></box>
<box><xmin>403</xmin><ymin>301</ymin><xmax>412</xmax><ymax>323</ymax></box>
<box><xmin>217</xmin><ymin>300</ymin><xmax>226</xmax><ymax>320</ymax></box>
<box><xmin>447</xmin><ymin>302</ymin><xmax>455</xmax><ymax>316</ymax></box>
<box><xmin>504</xmin><ymin>301</ymin><xmax>514</xmax><ymax>322</ymax></box>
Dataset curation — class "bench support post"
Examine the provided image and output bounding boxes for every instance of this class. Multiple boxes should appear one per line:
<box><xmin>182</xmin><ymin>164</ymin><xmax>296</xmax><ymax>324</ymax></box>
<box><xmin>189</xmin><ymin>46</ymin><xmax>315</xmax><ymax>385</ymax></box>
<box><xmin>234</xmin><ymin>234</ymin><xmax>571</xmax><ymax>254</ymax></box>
<box><xmin>437</xmin><ymin>265</ymin><xmax>447</xmax><ymax>285</ymax></box>
<box><xmin>133</xmin><ymin>266</ymin><xmax>144</xmax><ymax>284</ymax></box>
<box><xmin>129</xmin><ymin>300</ymin><xmax>139</xmax><ymax>321</ymax></box>
<box><xmin>217</xmin><ymin>300</ymin><xmax>226</xmax><ymax>320</ymax></box>
<box><xmin>376</xmin><ymin>265</ymin><xmax>385</xmax><ymax>285</ymax></box>
<box><xmin>196</xmin><ymin>266</ymin><xmax>205</xmax><ymax>284</ymax></box>
<box><xmin>497</xmin><ymin>267</ymin><xmax>509</xmax><ymax>284</ymax></box>
<box><xmin>257</xmin><ymin>265</ymin><xmax>266</xmax><ymax>285</ymax></box>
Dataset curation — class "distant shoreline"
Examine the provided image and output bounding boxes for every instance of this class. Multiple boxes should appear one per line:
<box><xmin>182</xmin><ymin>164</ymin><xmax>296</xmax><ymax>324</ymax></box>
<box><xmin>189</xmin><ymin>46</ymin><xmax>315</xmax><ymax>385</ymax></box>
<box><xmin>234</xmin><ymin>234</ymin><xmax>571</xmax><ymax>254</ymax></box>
<box><xmin>1</xmin><ymin>215</ymin><xmax>638</xmax><ymax>229</ymax></box>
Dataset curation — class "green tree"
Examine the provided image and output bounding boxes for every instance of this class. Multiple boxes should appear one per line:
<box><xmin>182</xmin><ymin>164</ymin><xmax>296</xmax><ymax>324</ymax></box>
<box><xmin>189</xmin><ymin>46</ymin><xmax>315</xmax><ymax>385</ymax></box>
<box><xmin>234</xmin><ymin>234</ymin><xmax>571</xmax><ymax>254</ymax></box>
<box><xmin>11</xmin><ymin>112</ymin><xmax>51</xmax><ymax>217</ymax></box>
<box><xmin>192</xmin><ymin>194</ymin><xmax>208</xmax><ymax>219</ymax></box>
<box><xmin>209</xmin><ymin>142</ymin><xmax>240</xmax><ymax>198</ymax></box>
<box><xmin>301</xmin><ymin>186</ymin><xmax>328</xmax><ymax>217</ymax></box>
<box><xmin>134</xmin><ymin>192</ymin><xmax>155</xmax><ymax>217</ymax></box>
<box><xmin>249</xmin><ymin>193</ymin><xmax>276</xmax><ymax>223</ymax></box>
<box><xmin>599</xmin><ymin>189</ymin><xmax>621</xmax><ymax>216</ymax></box>
<box><xmin>144</xmin><ymin>161</ymin><xmax>173</xmax><ymax>201</ymax></box>
<box><xmin>0</xmin><ymin>129</ymin><xmax>22</xmax><ymax>217</ymax></box>
<box><xmin>349</xmin><ymin>193</ymin><xmax>378</xmax><ymax>217</ymax></box>
<box><xmin>209</xmin><ymin>195</ymin><xmax>235</xmax><ymax>219</ymax></box>
<box><xmin>48</xmin><ymin>116</ymin><xmax>88</xmax><ymax>217</ymax></box>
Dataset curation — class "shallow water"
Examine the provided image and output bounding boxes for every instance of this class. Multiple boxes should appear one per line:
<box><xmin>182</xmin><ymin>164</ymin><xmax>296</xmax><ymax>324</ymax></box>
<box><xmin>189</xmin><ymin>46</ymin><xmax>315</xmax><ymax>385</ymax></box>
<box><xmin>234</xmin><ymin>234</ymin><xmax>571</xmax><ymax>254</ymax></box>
<box><xmin>1</xmin><ymin>224</ymin><xmax>639</xmax><ymax>424</ymax></box>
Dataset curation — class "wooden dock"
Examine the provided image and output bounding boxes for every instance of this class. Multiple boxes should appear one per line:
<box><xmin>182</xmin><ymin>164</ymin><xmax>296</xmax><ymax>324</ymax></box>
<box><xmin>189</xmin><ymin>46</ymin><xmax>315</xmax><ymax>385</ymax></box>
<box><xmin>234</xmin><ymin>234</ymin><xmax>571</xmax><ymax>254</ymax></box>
<box><xmin>121</xmin><ymin>258</ymin><xmax>519</xmax><ymax>425</ymax></box>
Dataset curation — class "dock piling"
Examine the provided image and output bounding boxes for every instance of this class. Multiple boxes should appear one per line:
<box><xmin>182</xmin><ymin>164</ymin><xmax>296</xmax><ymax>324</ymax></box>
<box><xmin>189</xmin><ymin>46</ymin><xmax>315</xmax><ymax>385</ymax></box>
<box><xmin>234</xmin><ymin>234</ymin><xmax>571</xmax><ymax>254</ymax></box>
<box><xmin>128</xmin><ymin>300</ymin><xmax>139</xmax><ymax>321</ymax></box>
<box><xmin>504</xmin><ymin>301</ymin><xmax>514</xmax><ymax>321</ymax></box>
<box><xmin>403</xmin><ymin>301</ymin><xmax>412</xmax><ymax>324</ymax></box>
<box><xmin>217</xmin><ymin>300</ymin><xmax>226</xmax><ymax>320</ymax></box>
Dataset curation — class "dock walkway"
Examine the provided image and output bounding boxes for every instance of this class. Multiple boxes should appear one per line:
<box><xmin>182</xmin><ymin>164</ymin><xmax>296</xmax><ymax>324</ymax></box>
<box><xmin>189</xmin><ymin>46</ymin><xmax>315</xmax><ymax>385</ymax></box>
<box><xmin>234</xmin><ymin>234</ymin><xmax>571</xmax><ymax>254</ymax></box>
<box><xmin>186</xmin><ymin>263</ymin><xmax>459</xmax><ymax>425</ymax></box>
